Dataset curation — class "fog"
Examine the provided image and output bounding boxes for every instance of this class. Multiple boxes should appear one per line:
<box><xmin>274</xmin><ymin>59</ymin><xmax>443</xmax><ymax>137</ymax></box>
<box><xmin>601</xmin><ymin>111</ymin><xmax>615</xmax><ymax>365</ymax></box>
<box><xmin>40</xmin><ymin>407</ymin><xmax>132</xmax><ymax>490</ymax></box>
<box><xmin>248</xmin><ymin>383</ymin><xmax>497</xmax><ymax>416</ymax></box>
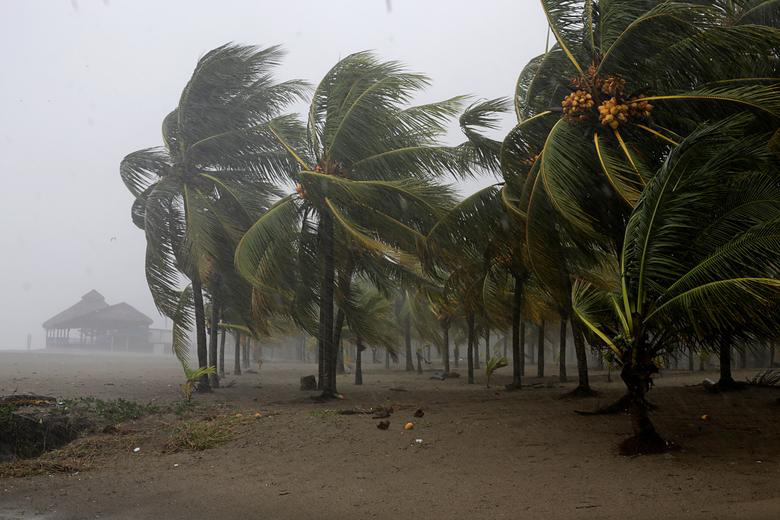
<box><xmin>0</xmin><ymin>0</ymin><xmax>546</xmax><ymax>349</ymax></box>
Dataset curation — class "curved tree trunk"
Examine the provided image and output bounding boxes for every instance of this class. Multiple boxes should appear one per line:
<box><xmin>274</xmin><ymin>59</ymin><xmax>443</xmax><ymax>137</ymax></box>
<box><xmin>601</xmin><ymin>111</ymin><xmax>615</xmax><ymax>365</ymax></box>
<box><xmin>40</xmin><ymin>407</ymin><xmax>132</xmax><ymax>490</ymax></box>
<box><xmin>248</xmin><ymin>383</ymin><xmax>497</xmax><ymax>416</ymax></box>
<box><xmin>467</xmin><ymin>313</ymin><xmax>475</xmax><ymax>384</ymax></box>
<box><xmin>355</xmin><ymin>337</ymin><xmax>364</xmax><ymax>385</ymax></box>
<box><xmin>233</xmin><ymin>332</ymin><xmax>242</xmax><ymax>376</ymax></box>
<box><xmin>441</xmin><ymin>320</ymin><xmax>450</xmax><ymax>374</ymax></box>
<box><xmin>620</xmin><ymin>358</ymin><xmax>666</xmax><ymax>455</ymax></box>
<box><xmin>559</xmin><ymin>318</ymin><xmax>568</xmax><ymax>383</ymax></box>
<box><xmin>537</xmin><ymin>320</ymin><xmax>545</xmax><ymax>378</ymax></box>
<box><xmin>404</xmin><ymin>315</ymin><xmax>414</xmax><ymax>372</ymax></box>
<box><xmin>571</xmin><ymin>319</ymin><xmax>592</xmax><ymax>393</ymax></box>
<box><xmin>510</xmin><ymin>275</ymin><xmax>523</xmax><ymax>389</ymax></box>
<box><xmin>191</xmin><ymin>274</ymin><xmax>210</xmax><ymax>392</ymax></box>
<box><xmin>208</xmin><ymin>300</ymin><xmax>220</xmax><ymax>388</ymax></box>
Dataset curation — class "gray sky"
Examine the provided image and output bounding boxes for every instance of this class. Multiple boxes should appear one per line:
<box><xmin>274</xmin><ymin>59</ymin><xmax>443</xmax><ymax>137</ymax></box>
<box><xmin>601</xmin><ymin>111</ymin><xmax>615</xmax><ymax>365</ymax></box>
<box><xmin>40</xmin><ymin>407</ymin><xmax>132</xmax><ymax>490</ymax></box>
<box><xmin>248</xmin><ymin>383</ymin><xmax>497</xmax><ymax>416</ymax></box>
<box><xmin>0</xmin><ymin>0</ymin><xmax>547</xmax><ymax>349</ymax></box>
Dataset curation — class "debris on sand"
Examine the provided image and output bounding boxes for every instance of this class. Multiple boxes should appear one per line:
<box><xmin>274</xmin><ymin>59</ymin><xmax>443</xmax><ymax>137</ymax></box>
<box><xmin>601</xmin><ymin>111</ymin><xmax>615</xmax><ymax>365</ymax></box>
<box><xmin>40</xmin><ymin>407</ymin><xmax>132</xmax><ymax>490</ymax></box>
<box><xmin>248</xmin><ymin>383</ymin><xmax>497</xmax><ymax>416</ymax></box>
<box><xmin>377</xmin><ymin>420</ymin><xmax>390</xmax><ymax>430</ymax></box>
<box><xmin>371</xmin><ymin>406</ymin><xmax>393</xmax><ymax>419</ymax></box>
<box><xmin>404</xmin><ymin>422</ymin><xmax>414</xmax><ymax>430</ymax></box>
<box><xmin>414</xmin><ymin>409</ymin><xmax>424</xmax><ymax>418</ymax></box>
<box><xmin>430</xmin><ymin>371</ymin><xmax>460</xmax><ymax>380</ymax></box>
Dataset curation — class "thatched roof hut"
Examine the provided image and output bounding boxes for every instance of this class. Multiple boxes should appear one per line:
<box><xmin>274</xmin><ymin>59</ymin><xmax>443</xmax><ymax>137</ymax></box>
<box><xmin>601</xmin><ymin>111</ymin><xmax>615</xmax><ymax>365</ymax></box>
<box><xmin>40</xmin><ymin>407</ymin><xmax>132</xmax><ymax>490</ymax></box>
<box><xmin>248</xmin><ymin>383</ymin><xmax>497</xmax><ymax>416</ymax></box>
<box><xmin>42</xmin><ymin>290</ymin><xmax>154</xmax><ymax>352</ymax></box>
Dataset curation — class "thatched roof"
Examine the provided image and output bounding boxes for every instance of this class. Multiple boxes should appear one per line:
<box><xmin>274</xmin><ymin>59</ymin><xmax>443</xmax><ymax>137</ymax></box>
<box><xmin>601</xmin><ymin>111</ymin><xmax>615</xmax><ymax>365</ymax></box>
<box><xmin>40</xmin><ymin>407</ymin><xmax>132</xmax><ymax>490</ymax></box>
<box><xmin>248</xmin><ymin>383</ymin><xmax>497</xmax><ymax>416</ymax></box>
<box><xmin>43</xmin><ymin>291</ymin><xmax>152</xmax><ymax>330</ymax></box>
<box><xmin>43</xmin><ymin>290</ymin><xmax>109</xmax><ymax>328</ymax></box>
<box><xmin>72</xmin><ymin>303</ymin><xmax>153</xmax><ymax>329</ymax></box>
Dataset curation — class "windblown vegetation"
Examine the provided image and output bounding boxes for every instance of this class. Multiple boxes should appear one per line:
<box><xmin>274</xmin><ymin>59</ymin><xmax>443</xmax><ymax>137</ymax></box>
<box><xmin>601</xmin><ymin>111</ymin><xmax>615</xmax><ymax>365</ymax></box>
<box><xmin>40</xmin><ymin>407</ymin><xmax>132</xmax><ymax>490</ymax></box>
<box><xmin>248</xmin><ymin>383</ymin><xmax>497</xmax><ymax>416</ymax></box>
<box><xmin>121</xmin><ymin>1</ymin><xmax>780</xmax><ymax>455</ymax></box>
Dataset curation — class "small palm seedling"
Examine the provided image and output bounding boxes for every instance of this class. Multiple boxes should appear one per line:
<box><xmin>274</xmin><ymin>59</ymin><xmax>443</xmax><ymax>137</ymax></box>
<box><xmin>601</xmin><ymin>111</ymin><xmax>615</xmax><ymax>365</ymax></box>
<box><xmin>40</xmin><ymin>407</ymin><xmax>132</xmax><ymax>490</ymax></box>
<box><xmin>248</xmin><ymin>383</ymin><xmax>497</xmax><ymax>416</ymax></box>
<box><xmin>181</xmin><ymin>366</ymin><xmax>216</xmax><ymax>402</ymax></box>
<box><xmin>485</xmin><ymin>355</ymin><xmax>509</xmax><ymax>388</ymax></box>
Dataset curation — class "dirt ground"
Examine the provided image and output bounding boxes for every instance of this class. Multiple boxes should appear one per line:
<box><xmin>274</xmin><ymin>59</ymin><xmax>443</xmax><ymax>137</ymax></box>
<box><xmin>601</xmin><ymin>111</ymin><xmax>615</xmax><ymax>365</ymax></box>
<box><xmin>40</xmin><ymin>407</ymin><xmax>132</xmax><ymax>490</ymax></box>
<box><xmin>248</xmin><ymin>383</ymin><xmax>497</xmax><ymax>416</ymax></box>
<box><xmin>1</xmin><ymin>350</ymin><xmax>779</xmax><ymax>520</ymax></box>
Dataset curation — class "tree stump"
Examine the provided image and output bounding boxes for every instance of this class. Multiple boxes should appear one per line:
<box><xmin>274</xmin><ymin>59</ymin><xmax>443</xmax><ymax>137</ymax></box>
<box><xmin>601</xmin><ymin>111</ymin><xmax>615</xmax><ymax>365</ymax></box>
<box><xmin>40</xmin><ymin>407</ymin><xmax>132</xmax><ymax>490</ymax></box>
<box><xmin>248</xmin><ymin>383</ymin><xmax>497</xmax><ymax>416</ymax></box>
<box><xmin>300</xmin><ymin>375</ymin><xmax>317</xmax><ymax>391</ymax></box>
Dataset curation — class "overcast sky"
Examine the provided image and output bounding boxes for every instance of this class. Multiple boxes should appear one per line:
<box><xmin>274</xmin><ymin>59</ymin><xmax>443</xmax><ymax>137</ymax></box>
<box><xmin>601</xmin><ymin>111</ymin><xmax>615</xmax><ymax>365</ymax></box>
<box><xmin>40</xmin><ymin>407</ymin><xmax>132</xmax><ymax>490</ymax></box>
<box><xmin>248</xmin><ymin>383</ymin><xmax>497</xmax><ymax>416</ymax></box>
<box><xmin>0</xmin><ymin>0</ymin><xmax>547</xmax><ymax>349</ymax></box>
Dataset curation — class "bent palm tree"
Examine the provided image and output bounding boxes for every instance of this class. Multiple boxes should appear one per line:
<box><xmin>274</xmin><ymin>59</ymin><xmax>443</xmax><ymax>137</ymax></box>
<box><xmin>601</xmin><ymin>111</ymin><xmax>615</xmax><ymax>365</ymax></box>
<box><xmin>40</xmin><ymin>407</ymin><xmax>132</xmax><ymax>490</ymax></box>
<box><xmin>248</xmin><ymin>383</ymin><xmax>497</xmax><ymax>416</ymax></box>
<box><xmin>506</xmin><ymin>1</ymin><xmax>780</xmax><ymax>301</ymax></box>
<box><xmin>120</xmin><ymin>44</ymin><xmax>305</xmax><ymax>388</ymax></box>
<box><xmin>572</xmin><ymin>115</ymin><xmax>780</xmax><ymax>453</ymax></box>
<box><xmin>235</xmin><ymin>52</ymin><xmax>502</xmax><ymax>398</ymax></box>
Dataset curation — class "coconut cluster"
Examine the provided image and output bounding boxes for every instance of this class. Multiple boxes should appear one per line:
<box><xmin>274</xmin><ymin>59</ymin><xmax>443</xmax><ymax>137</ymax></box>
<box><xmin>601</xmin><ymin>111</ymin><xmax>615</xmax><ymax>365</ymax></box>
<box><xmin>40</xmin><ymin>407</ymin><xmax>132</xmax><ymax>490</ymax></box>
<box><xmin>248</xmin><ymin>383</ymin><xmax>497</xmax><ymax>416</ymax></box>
<box><xmin>565</xmin><ymin>70</ymin><xmax>653</xmax><ymax>130</ymax></box>
<box><xmin>598</xmin><ymin>97</ymin><xmax>630</xmax><ymax>130</ymax></box>
<box><xmin>600</xmin><ymin>75</ymin><xmax>626</xmax><ymax>97</ymax></box>
<box><xmin>628</xmin><ymin>97</ymin><xmax>653</xmax><ymax>119</ymax></box>
<box><xmin>562</xmin><ymin>90</ymin><xmax>595</xmax><ymax>121</ymax></box>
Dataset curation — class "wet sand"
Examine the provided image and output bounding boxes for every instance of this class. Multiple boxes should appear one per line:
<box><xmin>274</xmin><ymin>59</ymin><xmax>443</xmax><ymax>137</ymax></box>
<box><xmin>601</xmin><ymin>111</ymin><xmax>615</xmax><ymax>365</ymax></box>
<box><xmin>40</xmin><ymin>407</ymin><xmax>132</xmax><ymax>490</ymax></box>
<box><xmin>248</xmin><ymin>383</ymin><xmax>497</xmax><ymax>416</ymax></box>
<box><xmin>1</xmin><ymin>350</ymin><xmax>779</xmax><ymax>519</ymax></box>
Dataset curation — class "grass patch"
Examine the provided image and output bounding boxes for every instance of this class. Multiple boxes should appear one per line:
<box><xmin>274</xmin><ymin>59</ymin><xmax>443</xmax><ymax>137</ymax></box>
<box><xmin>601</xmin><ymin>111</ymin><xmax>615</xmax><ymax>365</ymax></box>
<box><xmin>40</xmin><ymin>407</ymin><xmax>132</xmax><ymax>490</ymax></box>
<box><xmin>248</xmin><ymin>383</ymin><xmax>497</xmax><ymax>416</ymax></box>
<box><xmin>309</xmin><ymin>409</ymin><xmax>340</xmax><ymax>419</ymax></box>
<box><xmin>170</xmin><ymin>399</ymin><xmax>199</xmax><ymax>418</ymax></box>
<box><xmin>164</xmin><ymin>414</ymin><xmax>253</xmax><ymax>452</ymax></box>
<box><xmin>63</xmin><ymin>397</ymin><xmax>158</xmax><ymax>424</ymax></box>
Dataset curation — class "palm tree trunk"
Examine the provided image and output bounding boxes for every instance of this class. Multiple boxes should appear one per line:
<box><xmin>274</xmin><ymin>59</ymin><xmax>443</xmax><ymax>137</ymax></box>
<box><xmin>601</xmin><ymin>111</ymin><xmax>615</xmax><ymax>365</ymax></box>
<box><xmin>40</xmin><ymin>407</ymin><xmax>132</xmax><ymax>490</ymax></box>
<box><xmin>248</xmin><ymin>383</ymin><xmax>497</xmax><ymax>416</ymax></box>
<box><xmin>687</xmin><ymin>346</ymin><xmax>694</xmax><ymax>372</ymax></box>
<box><xmin>454</xmin><ymin>343</ymin><xmax>460</xmax><ymax>368</ymax></box>
<box><xmin>317</xmin><ymin>299</ymin><xmax>325</xmax><ymax>389</ymax></box>
<box><xmin>571</xmin><ymin>319</ymin><xmax>591</xmax><ymax>393</ymax></box>
<box><xmin>770</xmin><ymin>343</ymin><xmax>776</xmax><ymax>368</ymax></box>
<box><xmin>718</xmin><ymin>336</ymin><xmax>735</xmax><ymax>387</ymax></box>
<box><xmin>233</xmin><ymin>331</ymin><xmax>242</xmax><ymax>376</ymax></box>
<box><xmin>537</xmin><ymin>320</ymin><xmax>545</xmax><ymax>378</ymax></box>
<box><xmin>520</xmin><ymin>321</ymin><xmax>526</xmax><ymax>373</ymax></box>
<box><xmin>385</xmin><ymin>349</ymin><xmax>390</xmax><ymax>369</ymax></box>
<box><xmin>319</xmin><ymin>212</ymin><xmax>337</xmax><ymax>398</ymax></box>
<box><xmin>620</xmin><ymin>356</ymin><xmax>665</xmax><ymax>454</ymax></box>
<box><xmin>441</xmin><ymin>319</ymin><xmax>450</xmax><ymax>374</ymax></box>
<box><xmin>243</xmin><ymin>338</ymin><xmax>250</xmax><ymax>369</ymax></box>
<box><xmin>404</xmin><ymin>315</ymin><xmax>414</xmax><ymax>371</ymax></box>
<box><xmin>467</xmin><ymin>313</ymin><xmax>475</xmax><ymax>385</ymax></box>
<box><xmin>355</xmin><ymin>337</ymin><xmax>364</xmax><ymax>385</ymax></box>
<box><xmin>474</xmin><ymin>325</ymin><xmax>481</xmax><ymax>370</ymax></box>
<box><xmin>559</xmin><ymin>318</ymin><xmax>568</xmax><ymax>383</ymax></box>
<box><xmin>510</xmin><ymin>275</ymin><xmax>523</xmax><ymax>389</ymax></box>
<box><xmin>484</xmin><ymin>329</ymin><xmax>490</xmax><ymax>362</ymax></box>
<box><xmin>208</xmin><ymin>300</ymin><xmax>220</xmax><ymax>388</ymax></box>
<box><xmin>333</xmin><ymin>309</ymin><xmax>346</xmax><ymax>375</ymax></box>
<box><xmin>416</xmin><ymin>348</ymin><xmax>423</xmax><ymax>374</ymax></box>
<box><xmin>218</xmin><ymin>315</ymin><xmax>226</xmax><ymax>377</ymax></box>
<box><xmin>191</xmin><ymin>273</ymin><xmax>210</xmax><ymax>392</ymax></box>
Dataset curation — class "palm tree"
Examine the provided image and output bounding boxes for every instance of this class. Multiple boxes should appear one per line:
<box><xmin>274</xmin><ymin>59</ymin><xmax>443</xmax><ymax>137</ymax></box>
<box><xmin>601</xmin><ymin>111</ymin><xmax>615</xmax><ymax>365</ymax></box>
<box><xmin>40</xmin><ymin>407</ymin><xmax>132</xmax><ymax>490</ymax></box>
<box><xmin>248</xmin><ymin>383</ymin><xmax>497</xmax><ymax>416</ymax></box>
<box><xmin>513</xmin><ymin>1</ymin><xmax>780</xmax><ymax>240</ymax></box>
<box><xmin>120</xmin><ymin>44</ymin><xmax>305</xmax><ymax>389</ymax></box>
<box><xmin>503</xmin><ymin>7</ymin><xmax>780</xmax><ymax>388</ymax></box>
<box><xmin>572</xmin><ymin>115</ymin><xmax>780</xmax><ymax>453</ymax></box>
<box><xmin>234</xmin><ymin>52</ymin><xmax>500</xmax><ymax>398</ymax></box>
